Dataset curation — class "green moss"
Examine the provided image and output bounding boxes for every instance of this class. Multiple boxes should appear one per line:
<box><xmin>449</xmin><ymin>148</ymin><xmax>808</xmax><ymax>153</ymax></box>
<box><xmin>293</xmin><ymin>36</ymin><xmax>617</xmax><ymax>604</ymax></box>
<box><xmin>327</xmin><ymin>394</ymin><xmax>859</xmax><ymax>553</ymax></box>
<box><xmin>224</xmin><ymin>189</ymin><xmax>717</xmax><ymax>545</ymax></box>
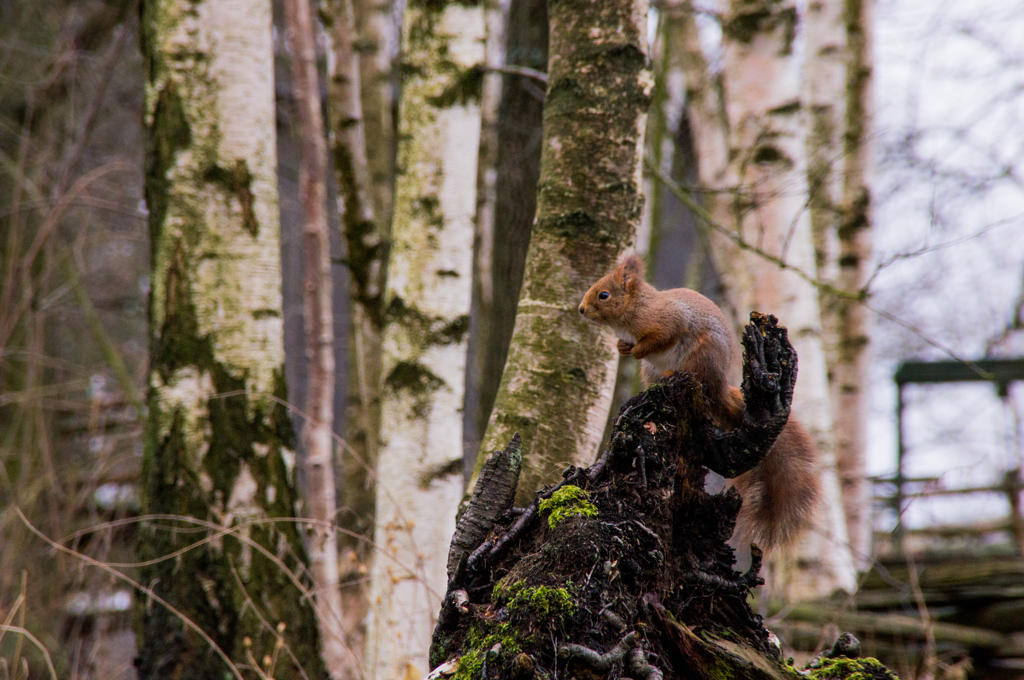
<box><xmin>723</xmin><ymin>4</ymin><xmax>797</xmax><ymax>50</ymax></box>
<box><xmin>494</xmin><ymin>580</ymin><xmax>577</xmax><ymax>622</ymax></box>
<box><xmin>806</xmin><ymin>657</ymin><xmax>898</xmax><ymax>680</ymax></box>
<box><xmin>384</xmin><ymin>360</ymin><xmax>446</xmax><ymax>395</ymax></box>
<box><xmin>151</xmin><ymin>239</ymin><xmax>216</xmax><ymax>380</ymax></box>
<box><xmin>539</xmin><ymin>485</ymin><xmax>598</xmax><ymax>529</ymax></box>
<box><xmin>386</xmin><ymin>297</ymin><xmax>470</xmax><ymax>346</ymax></box>
<box><xmin>331</xmin><ymin>82</ymin><xmax>386</xmax><ymax>327</ymax></box>
<box><xmin>202</xmin><ymin>159</ymin><xmax>258</xmax><ymax>236</ymax></box>
<box><xmin>520</xmin><ymin>585</ymin><xmax>576</xmax><ymax>619</ymax></box>
<box><xmin>145</xmin><ymin>80</ymin><xmax>192</xmax><ymax>253</ymax></box>
<box><xmin>140</xmin><ymin>359</ymin><xmax>320</xmax><ymax>679</ymax></box>
<box><xmin>453</xmin><ymin>648</ymin><xmax>484</xmax><ymax>680</ymax></box>
<box><xmin>384</xmin><ymin>360</ymin><xmax>447</xmax><ymax>418</ymax></box>
<box><xmin>427</xmin><ymin>64</ymin><xmax>485</xmax><ymax>107</ymax></box>
<box><xmin>448</xmin><ymin>619</ymin><xmax>523</xmax><ymax>679</ymax></box>
<box><xmin>495</xmin><ymin>413</ymin><xmax>536</xmax><ymax>430</ymax></box>
<box><xmin>411</xmin><ymin>194</ymin><xmax>445</xmax><ymax>231</ymax></box>
<box><xmin>409</xmin><ymin>0</ymin><xmax>482</xmax><ymax>11</ymax></box>
<box><xmin>751</xmin><ymin>145</ymin><xmax>791</xmax><ymax>167</ymax></box>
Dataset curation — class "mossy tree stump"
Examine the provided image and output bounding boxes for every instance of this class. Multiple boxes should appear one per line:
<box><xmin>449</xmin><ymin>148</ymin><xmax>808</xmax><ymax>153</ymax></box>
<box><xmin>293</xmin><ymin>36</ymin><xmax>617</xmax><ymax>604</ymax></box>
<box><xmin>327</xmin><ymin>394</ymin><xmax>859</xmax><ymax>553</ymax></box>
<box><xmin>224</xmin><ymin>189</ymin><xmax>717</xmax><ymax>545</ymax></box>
<box><xmin>431</xmin><ymin>315</ymin><xmax>897</xmax><ymax>680</ymax></box>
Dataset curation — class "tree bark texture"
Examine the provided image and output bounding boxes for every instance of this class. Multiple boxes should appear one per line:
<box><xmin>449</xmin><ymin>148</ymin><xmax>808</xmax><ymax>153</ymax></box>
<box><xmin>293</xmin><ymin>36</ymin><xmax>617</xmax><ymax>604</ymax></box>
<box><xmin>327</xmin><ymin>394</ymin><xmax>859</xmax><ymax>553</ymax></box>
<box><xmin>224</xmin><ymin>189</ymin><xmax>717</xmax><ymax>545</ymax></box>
<box><xmin>351</xmin><ymin>0</ymin><xmax>398</xmax><ymax>227</ymax></box>
<box><xmin>324</xmin><ymin>0</ymin><xmax>386</xmax><ymax>665</ymax></box>
<box><xmin>138</xmin><ymin>0</ymin><xmax>325</xmax><ymax>677</ymax></box>
<box><xmin>833</xmin><ymin>0</ymin><xmax>874</xmax><ymax>569</ymax></box>
<box><xmin>365</xmin><ymin>1</ymin><xmax>484</xmax><ymax>676</ymax></box>
<box><xmin>284</xmin><ymin>0</ymin><xmax>352</xmax><ymax>676</ymax></box>
<box><xmin>432</xmin><ymin>316</ymin><xmax>893</xmax><ymax>680</ymax></box>
<box><xmin>647</xmin><ymin>0</ymin><xmax>713</xmax><ymax>294</ymax></box>
<box><xmin>800</xmin><ymin>0</ymin><xmax>874</xmax><ymax>570</ymax></box>
<box><xmin>474</xmin><ymin>0</ymin><xmax>652</xmax><ymax>506</ymax></box>
<box><xmin>462</xmin><ymin>0</ymin><xmax>547</xmax><ymax>481</ymax></box>
<box><xmin>680</xmin><ymin>0</ymin><xmax>856</xmax><ymax>600</ymax></box>
<box><xmin>600</xmin><ymin>0</ymin><xmax>699</xmax><ymax>452</ymax></box>
<box><xmin>463</xmin><ymin>0</ymin><xmax>507</xmax><ymax>482</ymax></box>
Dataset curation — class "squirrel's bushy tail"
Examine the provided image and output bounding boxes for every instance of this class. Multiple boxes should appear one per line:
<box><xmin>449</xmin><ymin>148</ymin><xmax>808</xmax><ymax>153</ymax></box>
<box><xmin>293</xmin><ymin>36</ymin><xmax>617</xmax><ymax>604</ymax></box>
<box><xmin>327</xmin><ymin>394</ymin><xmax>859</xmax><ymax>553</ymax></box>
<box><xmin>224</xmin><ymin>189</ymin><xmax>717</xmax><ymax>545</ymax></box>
<box><xmin>730</xmin><ymin>417</ymin><xmax>821</xmax><ymax>551</ymax></box>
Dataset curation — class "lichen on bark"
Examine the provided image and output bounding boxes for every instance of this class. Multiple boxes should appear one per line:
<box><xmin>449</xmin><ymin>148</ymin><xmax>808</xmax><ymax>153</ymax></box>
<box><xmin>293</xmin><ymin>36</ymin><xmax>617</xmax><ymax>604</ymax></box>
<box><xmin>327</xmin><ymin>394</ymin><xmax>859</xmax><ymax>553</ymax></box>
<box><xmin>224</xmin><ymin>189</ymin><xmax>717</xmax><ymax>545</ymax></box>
<box><xmin>474</xmin><ymin>0</ymin><xmax>652</xmax><ymax>505</ymax></box>
<box><xmin>137</xmin><ymin>0</ymin><xmax>324</xmax><ymax>676</ymax></box>
<box><xmin>366</xmin><ymin>0</ymin><xmax>485</xmax><ymax>675</ymax></box>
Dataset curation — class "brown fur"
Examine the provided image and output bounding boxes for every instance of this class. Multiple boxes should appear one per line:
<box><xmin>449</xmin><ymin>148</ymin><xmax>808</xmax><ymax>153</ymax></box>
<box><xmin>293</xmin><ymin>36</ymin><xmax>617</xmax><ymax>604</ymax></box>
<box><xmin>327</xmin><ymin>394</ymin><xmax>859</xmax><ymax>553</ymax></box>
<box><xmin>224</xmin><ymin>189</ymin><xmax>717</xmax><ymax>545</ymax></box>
<box><xmin>580</xmin><ymin>255</ymin><xmax>821</xmax><ymax>551</ymax></box>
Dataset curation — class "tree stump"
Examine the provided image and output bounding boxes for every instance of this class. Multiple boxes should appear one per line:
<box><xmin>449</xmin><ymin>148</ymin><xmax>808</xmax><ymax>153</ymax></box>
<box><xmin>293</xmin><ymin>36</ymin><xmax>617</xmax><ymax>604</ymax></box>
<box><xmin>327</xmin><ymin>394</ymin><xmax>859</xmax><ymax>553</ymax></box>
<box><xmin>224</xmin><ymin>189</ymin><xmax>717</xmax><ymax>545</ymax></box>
<box><xmin>431</xmin><ymin>314</ymin><xmax>895</xmax><ymax>680</ymax></box>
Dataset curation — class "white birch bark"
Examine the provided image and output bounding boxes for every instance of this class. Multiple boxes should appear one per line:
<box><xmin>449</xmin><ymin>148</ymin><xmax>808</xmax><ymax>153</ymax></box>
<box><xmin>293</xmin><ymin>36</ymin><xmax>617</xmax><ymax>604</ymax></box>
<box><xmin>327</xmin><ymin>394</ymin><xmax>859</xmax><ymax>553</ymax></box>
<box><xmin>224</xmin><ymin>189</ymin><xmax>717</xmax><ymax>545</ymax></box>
<box><xmin>147</xmin><ymin>3</ymin><xmax>284</xmax><ymax>536</ymax></box>
<box><xmin>365</xmin><ymin>4</ymin><xmax>484</xmax><ymax>677</ymax></box>
<box><xmin>803</xmin><ymin>0</ymin><xmax>873</xmax><ymax>568</ymax></box>
<box><xmin>836</xmin><ymin>0</ymin><xmax>874</xmax><ymax>570</ymax></box>
<box><xmin>682</xmin><ymin>1</ymin><xmax>856</xmax><ymax>599</ymax></box>
<box><xmin>140</xmin><ymin>0</ymin><xmax>325</xmax><ymax>675</ymax></box>
<box><xmin>473</xmin><ymin>0</ymin><xmax>651</xmax><ymax>506</ymax></box>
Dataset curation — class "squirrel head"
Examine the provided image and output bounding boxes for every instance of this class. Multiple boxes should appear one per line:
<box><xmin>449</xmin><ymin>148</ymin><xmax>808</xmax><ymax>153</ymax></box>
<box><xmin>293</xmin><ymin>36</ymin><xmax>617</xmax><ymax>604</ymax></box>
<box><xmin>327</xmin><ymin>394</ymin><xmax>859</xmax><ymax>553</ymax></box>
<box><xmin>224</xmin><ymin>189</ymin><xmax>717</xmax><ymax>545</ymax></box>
<box><xmin>578</xmin><ymin>255</ymin><xmax>645</xmax><ymax>326</ymax></box>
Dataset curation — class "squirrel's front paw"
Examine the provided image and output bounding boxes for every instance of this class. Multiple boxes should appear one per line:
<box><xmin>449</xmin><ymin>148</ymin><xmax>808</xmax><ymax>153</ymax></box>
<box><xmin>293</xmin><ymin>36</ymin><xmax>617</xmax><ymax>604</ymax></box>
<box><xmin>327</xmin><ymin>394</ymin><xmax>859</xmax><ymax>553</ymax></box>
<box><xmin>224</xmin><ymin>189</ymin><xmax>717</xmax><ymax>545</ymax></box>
<box><xmin>617</xmin><ymin>340</ymin><xmax>635</xmax><ymax>355</ymax></box>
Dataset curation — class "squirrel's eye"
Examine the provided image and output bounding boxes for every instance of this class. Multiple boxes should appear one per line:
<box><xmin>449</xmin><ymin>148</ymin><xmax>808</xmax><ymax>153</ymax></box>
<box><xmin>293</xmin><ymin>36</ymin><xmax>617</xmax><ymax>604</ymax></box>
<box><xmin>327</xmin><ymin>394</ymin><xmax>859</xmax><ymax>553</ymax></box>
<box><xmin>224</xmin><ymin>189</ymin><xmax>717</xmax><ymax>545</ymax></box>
<box><xmin>598</xmin><ymin>291</ymin><xmax>610</xmax><ymax>300</ymax></box>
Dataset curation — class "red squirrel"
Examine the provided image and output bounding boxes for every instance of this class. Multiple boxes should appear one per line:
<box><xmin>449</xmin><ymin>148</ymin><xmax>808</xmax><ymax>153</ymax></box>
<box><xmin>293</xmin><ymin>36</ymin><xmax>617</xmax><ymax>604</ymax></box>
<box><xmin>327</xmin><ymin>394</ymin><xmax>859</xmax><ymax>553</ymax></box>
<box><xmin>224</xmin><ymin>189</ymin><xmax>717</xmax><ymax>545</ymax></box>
<box><xmin>578</xmin><ymin>255</ymin><xmax>820</xmax><ymax>551</ymax></box>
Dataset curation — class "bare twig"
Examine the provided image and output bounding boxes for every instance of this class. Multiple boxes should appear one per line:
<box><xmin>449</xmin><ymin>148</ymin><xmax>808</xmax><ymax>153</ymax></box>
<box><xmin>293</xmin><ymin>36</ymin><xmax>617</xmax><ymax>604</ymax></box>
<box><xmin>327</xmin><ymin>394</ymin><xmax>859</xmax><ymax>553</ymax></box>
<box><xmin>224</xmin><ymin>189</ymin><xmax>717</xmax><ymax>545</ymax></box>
<box><xmin>903</xmin><ymin>548</ymin><xmax>937</xmax><ymax>680</ymax></box>
<box><xmin>646</xmin><ymin>155</ymin><xmax>986</xmax><ymax>367</ymax></box>
<box><xmin>486</xmin><ymin>64</ymin><xmax>547</xmax><ymax>84</ymax></box>
<box><xmin>645</xmin><ymin>156</ymin><xmax>860</xmax><ymax>302</ymax></box>
<box><xmin>15</xmin><ymin>507</ymin><xmax>246</xmax><ymax>680</ymax></box>
<box><xmin>62</xmin><ymin>252</ymin><xmax>144</xmax><ymax>413</ymax></box>
<box><xmin>0</xmin><ymin>626</ymin><xmax>58</xmax><ymax>680</ymax></box>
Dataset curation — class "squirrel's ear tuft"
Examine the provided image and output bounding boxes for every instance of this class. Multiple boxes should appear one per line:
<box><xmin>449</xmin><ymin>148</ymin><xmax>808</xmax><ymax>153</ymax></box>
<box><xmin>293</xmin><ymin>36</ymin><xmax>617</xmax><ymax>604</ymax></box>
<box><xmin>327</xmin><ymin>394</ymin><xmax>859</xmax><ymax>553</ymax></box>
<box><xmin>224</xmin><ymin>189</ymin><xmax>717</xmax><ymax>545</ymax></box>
<box><xmin>619</xmin><ymin>255</ymin><xmax>645</xmax><ymax>288</ymax></box>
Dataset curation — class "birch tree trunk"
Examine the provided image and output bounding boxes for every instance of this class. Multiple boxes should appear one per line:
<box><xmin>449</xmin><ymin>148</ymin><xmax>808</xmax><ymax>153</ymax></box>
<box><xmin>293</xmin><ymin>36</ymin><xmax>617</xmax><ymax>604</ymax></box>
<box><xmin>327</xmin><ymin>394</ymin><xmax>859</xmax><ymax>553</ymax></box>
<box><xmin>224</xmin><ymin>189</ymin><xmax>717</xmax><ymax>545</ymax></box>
<box><xmin>463</xmin><ymin>0</ymin><xmax>505</xmax><ymax>480</ymax></box>
<box><xmin>324</xmin><ymin>0</ymin><xmax>386</xmax><ymax>666</ymax></box>
<box><xmin>680</xmin><ymin>1</ymin><xmax>856</xmax><ymax>600</ymax></box>
<box><xmin>650</xmin><ymin>1</ymin><xmax>712</xmax><ymax>294</ymax></box>
<box><xmin>462</xmin><ymin>0</ymin><xmax>547</xmax><ymax>479</ymax></box>
<box><xmin>836</xmin><ymin>0</ymin><xmax>874</xmax><ymax>568</ymax></box>
<box><xmin>284</xmin><ymin>0</ymin><xmax>352</xmax><ymax>676</ymax></box>
<box><xmin>364</xmin><ymin>2</ymin><xmax>483</xmax><ymax>676</ymax></box>
<box><xmin>352</xmin><ymin>0</ymin><xmax>398</xmax><ymax>226</ymax></box>
<box><xmin>803</xmin><ymin>0</ymin><xmax>873</xmax><ymax>568</ymax></box>
<box><xmin>474</xmin><ymin>0</ymin><xmax>652</xmax><ymax>505</ymax></box>
<box><xmin>600</xmin><ymin>0</ymin><xmax>692</xmax><ymax>445</ymax></box>
<box><xmin>138</xmin><ymin>0</ymin><xmax>325</xmax><ymax>677</ymax></box>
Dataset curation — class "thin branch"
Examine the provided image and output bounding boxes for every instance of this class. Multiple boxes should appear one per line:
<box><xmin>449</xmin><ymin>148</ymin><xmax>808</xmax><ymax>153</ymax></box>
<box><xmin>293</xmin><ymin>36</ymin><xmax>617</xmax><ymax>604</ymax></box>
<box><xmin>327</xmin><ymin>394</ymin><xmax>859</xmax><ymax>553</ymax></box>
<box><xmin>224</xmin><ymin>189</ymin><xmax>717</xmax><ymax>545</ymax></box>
<box><xmin>229</xmin><ymin>560</ymin><xmax>314</xmax><ymax>680</ymax></box>
<box><xmin>51</xmin><ymin>24</ymin><xmax>130</xmax><ymax>200</ymax></box>
<box><xmin>486</xmin><ymin>64</ymin><xmax>547</xmax><ymax>84</ymax></box>
<box><xmin>0</xmin><ymin>162</ymin><xmax>133</xmax><ymax>352</ymax></box>
<box><xmin>0</xmin><ymin>626</ymin><xmax>58</xmax><ymax>680</ymax></box>
<box><xmin>646</xmin><ymin>154</ymin><xmax>984</xmax><ymax>366</ymax></box>
<box><xmin>645</xmin><ymin>155</ymin><xmax>862</xmax><ymax>302</ymax></box>
<box><xmin>62</xmin><ymin>252</ymin><xmax>144</xmax><ymax>414</ymax></box>
<box><xmin>903</xmin><ymin>547</ymin><xmax>937</xmax><ymax>680</ymax></box>
<box><xmin>15</xmin><ymin>506</ymin><xmax>246</xmax><ymax>680</ymax></box>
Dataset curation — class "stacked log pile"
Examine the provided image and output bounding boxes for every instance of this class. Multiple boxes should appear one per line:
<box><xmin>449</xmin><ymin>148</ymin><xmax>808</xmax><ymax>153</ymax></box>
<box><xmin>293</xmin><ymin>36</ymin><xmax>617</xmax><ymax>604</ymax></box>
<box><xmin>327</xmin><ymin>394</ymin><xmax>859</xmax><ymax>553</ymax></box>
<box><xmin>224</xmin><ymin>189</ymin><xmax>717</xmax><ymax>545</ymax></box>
<box><xmin>777</xmin><ymin>552</ymin><xmax>1024</xmax><ymax>678</ymax></box>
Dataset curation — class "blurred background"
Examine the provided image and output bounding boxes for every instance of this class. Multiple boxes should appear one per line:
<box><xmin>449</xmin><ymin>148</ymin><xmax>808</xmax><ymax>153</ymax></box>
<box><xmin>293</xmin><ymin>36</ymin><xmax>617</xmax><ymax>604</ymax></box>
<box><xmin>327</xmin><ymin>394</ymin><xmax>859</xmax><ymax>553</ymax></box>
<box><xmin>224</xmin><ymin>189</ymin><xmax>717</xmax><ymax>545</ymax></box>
<box><xmin>0</xmin><ymin>0</ymin><xmax>1023</xmax><ymax>678</ymax></box>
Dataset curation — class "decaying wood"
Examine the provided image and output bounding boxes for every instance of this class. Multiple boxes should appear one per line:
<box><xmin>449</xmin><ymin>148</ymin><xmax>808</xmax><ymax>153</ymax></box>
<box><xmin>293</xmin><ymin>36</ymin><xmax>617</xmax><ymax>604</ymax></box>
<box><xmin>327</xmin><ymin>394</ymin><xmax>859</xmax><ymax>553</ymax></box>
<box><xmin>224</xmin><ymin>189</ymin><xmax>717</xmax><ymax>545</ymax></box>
<box><xmin>430</xmin><ymin>315</ymin><xmax>896</xmax><ymax>680</ymax></box>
